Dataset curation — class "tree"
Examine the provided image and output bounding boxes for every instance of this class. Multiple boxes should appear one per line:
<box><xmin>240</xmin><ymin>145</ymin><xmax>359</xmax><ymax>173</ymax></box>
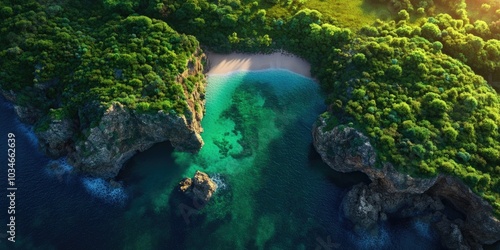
<box><xmin>421</xmin><ymin>22</ymin><xmax>441</xmax><ymax>41</ymax></box>
<box><xmin>397</xmin><ymin>10</ymin><xmax>410</xmax><ymax>21</ymax></box>
<box><xmin>103</xmin><ymin>0</ymin><xmax>139</xmax><ymax>14</ymax></box>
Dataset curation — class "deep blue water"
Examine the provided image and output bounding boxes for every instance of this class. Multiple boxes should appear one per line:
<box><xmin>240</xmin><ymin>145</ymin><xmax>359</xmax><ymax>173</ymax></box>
<box><xmin>0</xmin><ymin>70</ymin><xmax>444</xmax><ymax>250</ymax></box>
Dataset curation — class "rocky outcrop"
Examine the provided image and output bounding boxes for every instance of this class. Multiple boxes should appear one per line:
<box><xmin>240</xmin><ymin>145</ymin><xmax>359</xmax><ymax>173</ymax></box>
<box><xmin>36</xmin><ymin>118</ymin><xmax>76</xmax><ymax>158</ymax></box>
<box><xmin>66</xmin><ymin>51</ymin><xmax>206</xmax><ymax>178</ymax></box>
<box><xmin>313</xmin><ymin>118</ymin><xmax>438</xmax><ymax>193</ymax></box>
<box><xmin>313</xmin><ymin>116</ymin><xmax>500</xmax><ymax>248</ymax></box>
<box><xmin>428</xmin><ymin>176</ymin><xmax>500</xmax><ymax>245</ymax></box>
<box><xmin>2</xmin><ymin>50</ymin><xmax>207</xmax><ymax>178</ymax></box>
<box><xmin>1</xmin><ymin>89</ymin><xmax>43</xmax><ymax>124</ymax></box>
<box><xmin>341</xmin><ymin>182</ymin><xmax>445</xmax><ymax>233</ymax></box>
<box><xmin>178</xmin><ymin>171</ymin><xmax>218</xmax><ymax>202</ymax></box>
<box><xmin>66</xmin><ymin>102</ymin><xmax>204</xmax><ymax>178</ymax></box>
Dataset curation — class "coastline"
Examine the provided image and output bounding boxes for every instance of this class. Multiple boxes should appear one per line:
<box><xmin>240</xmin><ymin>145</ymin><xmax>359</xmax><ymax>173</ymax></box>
<box><xmin>205</xmin><ymin>52</ymin><xmax>312</xmax><ymax>78</ymax></box>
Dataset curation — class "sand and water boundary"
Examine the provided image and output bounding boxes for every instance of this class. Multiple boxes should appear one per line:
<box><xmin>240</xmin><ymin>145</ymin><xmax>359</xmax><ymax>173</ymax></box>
<box><xmin>205</xmin><ymin>52</ymin><xmax>312</xmax><ymax>78</ymax></box>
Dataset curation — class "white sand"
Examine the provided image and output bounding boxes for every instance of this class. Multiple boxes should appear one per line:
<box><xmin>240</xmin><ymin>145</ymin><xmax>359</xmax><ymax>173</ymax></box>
<box><xmin>206</xmin><ymin>52</ymin><xmax>312</xmax><ymax>78</ymax></box>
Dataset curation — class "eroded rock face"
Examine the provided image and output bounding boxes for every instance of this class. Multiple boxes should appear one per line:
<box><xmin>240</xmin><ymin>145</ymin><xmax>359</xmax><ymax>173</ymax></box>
<box><xmin>2</xmin><ymin>50</ymin><xmax>207</xmax><ymax>178</ymax></box>
<box><xmin>2</xmin><ymin>84</ymin><xmax>52</xmax><ymax>124</ymax></box>
<box><xmin>313</xmin><ymin>116</ymin><xmax>500</xmax><ymax>248</ymax></box>
<box><xmin>13</xmin><ymin>105</ymin><xmax>42</xmax><ymax>124</ymax></box>
<box><xmin>341</xmin><ymin>182</ymin><xmax>445</xmax><ymax>234</ymax></box>
<box><xmin>428</xmin><ymin>176</ymin><xmax>500</xmax><ymax>245</ymax></box>
<box><xmin>36</xmin><ymin>119</ymin><xmax>76</xmax><ymax>158</ymax></box>
<box><xmin>312</xmin><ymin>117</ymin><xmax>438</xmax><ymax>193</ymax></box>
<box><xmin>67</xmin><ymin>102</ymin><xmax>204</xmax><ymax>178</ymax></box>
<box><xmin>178</xmin><ymin>171</ymin><xmax>218</xmax><ymax>202</ymax></box>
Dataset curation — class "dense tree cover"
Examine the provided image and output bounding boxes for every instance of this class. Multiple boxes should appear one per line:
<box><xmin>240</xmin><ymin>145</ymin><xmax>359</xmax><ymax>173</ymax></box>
<box><xmin>156</xmin><ymin>0</ymin><xmax>280</xmax><ymax>52</ymax></box>
<box><xmin>156</xmin><ymin>0</ymin><xmax>500</xmax><ymax>215</ymax></box>
<box><xmin>320</xmin><ymin>34</ymin><xmax>500</xmax><ymax>215</ymax></box>
<box><xmin>159</xmin><ymin>0</ymin><xmax>500</xmax><ymax>80</ymax></box>
<box><xmin>371</xmin><ymin>0</ymin><xmax>500</xmax><ymax>78</ymax></box>
<box><xmin>0</xmin><ymin>0</ymin><xmax>499</xmax><ymax>215</ymax></box>
<box><xmin>0</xmin><ymin>0</ymin><xmax>202</xmax><ymax>131</ymax></box>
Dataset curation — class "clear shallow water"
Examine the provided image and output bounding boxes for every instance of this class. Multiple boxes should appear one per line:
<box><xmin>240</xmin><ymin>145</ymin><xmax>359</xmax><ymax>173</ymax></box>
<box><xmin>0</xmin><ymin>70</ymin><xmax>443</xmax><ymax>250</ymax></box>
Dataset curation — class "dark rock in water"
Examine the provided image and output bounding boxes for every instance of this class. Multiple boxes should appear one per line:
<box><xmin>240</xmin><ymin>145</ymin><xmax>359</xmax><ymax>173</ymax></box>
<box><xmin>428</xmin><ymin>176</ymin><xmax>500</xmax><ymax>245</ymax></box>
<box><xmin>341</xmin><ymin>183</ymin><xmax>381</xmax><ymax>234</ymax></box>
<box><xmin>434</xmin><ymin>216</ymin><xmax>469</xmax><ymax>250</ymax></box>
<box><xmin>178</xmin><ymin>171</ymin><xmax>218</xmax><ymax>202</ymax></box>
<box><xmin>341</xmin><ymin>182</ymin><xmax>444</xmax><ymax>234</ymax></box>
<box><xmin>313</xmin><ymin>117</ymin><xmax>500</xmax><ymax>249</ymax></box>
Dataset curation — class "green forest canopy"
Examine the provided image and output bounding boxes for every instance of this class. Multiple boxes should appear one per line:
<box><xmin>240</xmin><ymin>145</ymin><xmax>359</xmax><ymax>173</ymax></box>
<box><xmin>0</xmin><ymin>0</ymin><xmax>499</xmax><ymax>216</ymax></box>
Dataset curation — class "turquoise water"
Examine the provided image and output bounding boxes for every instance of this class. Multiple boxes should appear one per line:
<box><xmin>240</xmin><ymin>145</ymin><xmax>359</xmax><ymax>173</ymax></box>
<box><xmin>0</xmin><ymin>69</ymin><xmax>444</xmax><ymax>249</ymax></box>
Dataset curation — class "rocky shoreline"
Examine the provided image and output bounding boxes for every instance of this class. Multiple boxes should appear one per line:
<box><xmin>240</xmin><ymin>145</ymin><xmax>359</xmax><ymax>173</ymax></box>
<box><xmin>313</xmin><ymin>116</ymin><xmax>500</xmax><ymax>249</ymax></box>
<box><xmin>3</xmin><ymin>47</ymin><xmax>499</xmax><ymax>248</ymax></box>
<box><xmin>1</xmin><ymin>49</ymin><xmax>207</xmax><ymax>178</ymax></box>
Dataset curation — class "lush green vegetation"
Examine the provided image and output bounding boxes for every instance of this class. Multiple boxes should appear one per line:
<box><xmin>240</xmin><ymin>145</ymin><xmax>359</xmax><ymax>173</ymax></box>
<box><xmin>0</xmin><ymin>0</ymin><xmax>499</xmax><ymax>215</ymax></box>
<box><xmin>0</xmin><ymin>0</ymin><xmax>202</xmax><ymax>132</ymax></box>
<box><xmin>155</xmin><ymin>0</ymin><xmax>500</xmax><ymax>215</ymax></box>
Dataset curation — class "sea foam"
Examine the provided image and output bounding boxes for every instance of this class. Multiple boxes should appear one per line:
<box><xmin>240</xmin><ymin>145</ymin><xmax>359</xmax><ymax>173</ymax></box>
<box><xmin>82</xmin><ymin>177</ymin><xmax>128</xmax><ymax>204</ymax></box>
<box><xmin>210</xmin><ymin>173</ymin><xmax>228</xmax><ymax>191</ymax></box>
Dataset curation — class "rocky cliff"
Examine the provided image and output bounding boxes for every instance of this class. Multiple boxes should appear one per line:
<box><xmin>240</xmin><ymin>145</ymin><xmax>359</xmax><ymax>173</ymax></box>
<box><xmin>68</xmin><ymin>101</ymin><xmax>204</xmax><ymax>178</ymax></box>
<box><xmin>2</xmin><ymin>50</ymin><xmax>207</xmax><ymax>178</ymax></box>
<box><xmin>313</xmin><ymin>116</ymin><xmax>500</xmax><ymax>249</ymax></box>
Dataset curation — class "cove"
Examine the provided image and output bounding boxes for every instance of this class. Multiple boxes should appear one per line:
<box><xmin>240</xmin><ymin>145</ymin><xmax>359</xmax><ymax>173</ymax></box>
<box><xmin>0</xmin><ymin>69</ymin><xmax>442</xmax><ymax>249</ymax></box>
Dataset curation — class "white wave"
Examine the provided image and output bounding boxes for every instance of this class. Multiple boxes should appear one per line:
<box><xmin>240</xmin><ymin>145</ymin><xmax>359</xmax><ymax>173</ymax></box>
<box><xmin>81</xmin><ymin>177</ymin><xmax>127</xmax><ymax>204</ymax></box>
<box><xmin>210</xmin><ymin>173</ymin><xmax>228</xmax><ymax>191</ymax></box>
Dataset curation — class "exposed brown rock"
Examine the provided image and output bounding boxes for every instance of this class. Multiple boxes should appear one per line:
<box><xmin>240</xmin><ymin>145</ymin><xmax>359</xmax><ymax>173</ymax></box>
<box><xmin>313</xmin><ymin>116</ymin><xmax>500</xmax><ymax>248</ymax></box>
<box><xmin>67</xmin><ymin>101</ymin><xmax>204</xmax><ymax>178</ymax></box>
<box><xmin>179</xmin><ymin>178</ymin><xmax>193</xmax><ymax>192</ymax></box>
<box><xmin>36</xmin><ymin>118</ymin><xmax>75</xmax><ymax>158</ymax></box>
<box><xmin>2</xmin><ymin>50</ymin><xmax>207</xmax><ymax>179</ymax></box>
<box><xmin>312</xmin><ymin>117</ymin><xmax>437</xmax><ymax>193</ymax></box>
<box><xmin>178</xmin><ymin>171</ymin><xmax>218</xmax><ymax>202</ymax></box>
<box><xmin>428</xmin><ymin>176</ymin><xmax>500</xmax><ymax>245</ymax></box>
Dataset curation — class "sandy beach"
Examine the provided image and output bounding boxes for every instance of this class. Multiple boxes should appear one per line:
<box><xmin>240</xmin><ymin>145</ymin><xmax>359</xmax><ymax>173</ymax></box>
<box><xmin>205</xmin><ymin>52</ymin><xmax>312</xmax><ymax>78</ymax></box>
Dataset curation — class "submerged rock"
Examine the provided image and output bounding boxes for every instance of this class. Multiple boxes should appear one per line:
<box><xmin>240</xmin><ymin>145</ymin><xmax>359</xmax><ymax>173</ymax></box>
<box><xmin>313</xmin><ymin>116</ymin><xmax>500</xmax><ymax>248</ymax></box>
<box><xmin>178</xmin><ymin>171</ymin><xmax>218</xmax><ymax>202</ymax></box>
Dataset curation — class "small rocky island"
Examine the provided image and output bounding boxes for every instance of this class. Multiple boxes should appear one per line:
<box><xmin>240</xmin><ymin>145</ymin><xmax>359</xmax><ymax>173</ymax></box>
<box><xmin>178</xmin><ymin>171</ymin><xmax>218</xmax><ymax>202</ymax></box>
